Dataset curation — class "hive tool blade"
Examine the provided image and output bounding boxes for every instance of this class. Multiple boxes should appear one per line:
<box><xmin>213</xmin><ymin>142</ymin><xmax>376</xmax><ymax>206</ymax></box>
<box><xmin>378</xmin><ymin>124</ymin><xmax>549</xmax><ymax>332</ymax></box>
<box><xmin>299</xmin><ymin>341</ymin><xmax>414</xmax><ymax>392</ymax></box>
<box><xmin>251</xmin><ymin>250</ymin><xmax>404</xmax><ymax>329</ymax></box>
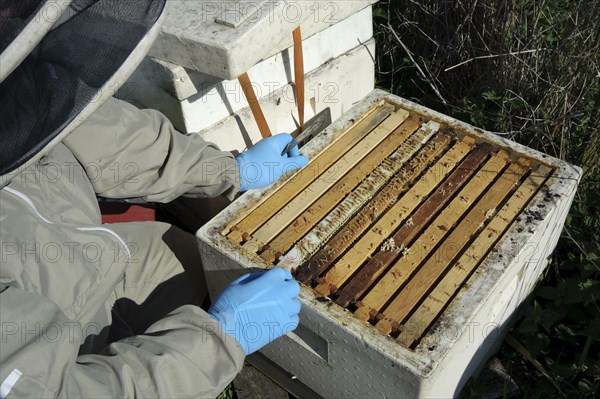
<box><xmin>281</xmin><ymin>108</ymin><xmax>332</xmax><ymax>155</ymax></box>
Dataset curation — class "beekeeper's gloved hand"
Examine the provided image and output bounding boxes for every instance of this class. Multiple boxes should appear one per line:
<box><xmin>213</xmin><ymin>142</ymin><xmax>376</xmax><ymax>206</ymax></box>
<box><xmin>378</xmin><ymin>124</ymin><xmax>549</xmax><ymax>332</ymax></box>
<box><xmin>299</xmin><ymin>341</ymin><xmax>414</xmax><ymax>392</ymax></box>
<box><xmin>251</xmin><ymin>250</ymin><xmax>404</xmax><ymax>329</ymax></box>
<box><xmin>236</xmin><ymin>133</ymin><xmax>309</xmax><ymax>192</ymax></box>
<box><xmin>208</xmin><ymin>267</ymin><xmax>301</xmax><ymax>355</ymax></box>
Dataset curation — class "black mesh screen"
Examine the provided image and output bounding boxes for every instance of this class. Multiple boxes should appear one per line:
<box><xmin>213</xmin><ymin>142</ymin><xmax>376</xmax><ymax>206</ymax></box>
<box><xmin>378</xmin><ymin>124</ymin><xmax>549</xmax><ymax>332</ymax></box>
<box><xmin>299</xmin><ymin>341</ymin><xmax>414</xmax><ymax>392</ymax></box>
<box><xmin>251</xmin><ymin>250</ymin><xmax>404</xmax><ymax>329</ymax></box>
<box><xmin>0</xmin><ymin>0</ymin><xmax>165</xmax><ymax>175</ymax></box>
<box><xmin>0</xmin><ymin>0</ymin><xmax>45</xmax><ymax>53</ymax></box>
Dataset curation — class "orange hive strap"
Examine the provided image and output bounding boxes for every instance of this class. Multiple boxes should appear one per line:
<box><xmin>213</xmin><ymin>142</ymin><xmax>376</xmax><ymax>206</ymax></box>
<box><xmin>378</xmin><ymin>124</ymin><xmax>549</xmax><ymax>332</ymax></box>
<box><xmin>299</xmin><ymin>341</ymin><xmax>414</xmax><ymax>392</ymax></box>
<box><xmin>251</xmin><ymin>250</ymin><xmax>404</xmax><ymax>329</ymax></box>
<box><xmin>238</xmin><ymin>72</ymin><xmax>272</xmax><ymax>139</ymax></box>
<box><xmin>293</xmin><ymin>26</ymin><xmax>305</xmax><ymax>131</ymax></box>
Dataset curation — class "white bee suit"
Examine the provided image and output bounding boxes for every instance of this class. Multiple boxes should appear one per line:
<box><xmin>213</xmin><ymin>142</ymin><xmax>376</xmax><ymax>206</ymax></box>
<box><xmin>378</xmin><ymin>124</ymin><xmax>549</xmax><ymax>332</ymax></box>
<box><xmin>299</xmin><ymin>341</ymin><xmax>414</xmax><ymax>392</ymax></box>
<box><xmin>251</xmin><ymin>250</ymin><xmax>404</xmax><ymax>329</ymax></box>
<box><xmin>0</xmin><ymin>1</ymin><xmax>245</xmax><ymax>397</ymax></box>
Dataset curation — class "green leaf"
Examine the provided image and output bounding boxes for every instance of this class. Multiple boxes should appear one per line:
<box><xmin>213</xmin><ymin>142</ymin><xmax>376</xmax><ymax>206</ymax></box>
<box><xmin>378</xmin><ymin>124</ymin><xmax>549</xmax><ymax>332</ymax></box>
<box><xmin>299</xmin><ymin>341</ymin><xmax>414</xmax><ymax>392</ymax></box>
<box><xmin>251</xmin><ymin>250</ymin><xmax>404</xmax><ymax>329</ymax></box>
<box><xmin>482</xmin><ymin>90</ymin><xmax>500</xmax><ymax>101</ymax></box>
<box><xmin>517</xmin><ymin>316</ymin><xmax>539</xmax><ymax>335</ymax></box>
<box><xmin>577</xmin><ymin>378</ymin><xmax>594</xmax><ymax>392</ymax></box>
<box><xmin>537</xmin><ymin>286</ymin><xmax>559</xmax><ymax>300</ymax></box>
<box><xmin>524</xmin><ymin>333</ymin><xmax>551</xmax><ymax>358</ymax></box>
<box><xmin>564</xmin><ymin>279</ymin><xmax>586</xmax><ymax>304</ymax></box>
<box><xmin>552</xmin><ymin>363</ymin><xmax>580</xmax><ymax>379</ymax></box>
<box><xmin>538</xmin><ymin>308</ymin><xmax>563</xmax><ymax>333</ymax></box>
<box><xmin>581</xmin><ymin>318</ymin><xmax>600</xmax><ymax>340</ymax></box>
<box><xmin>557</xmin><ymin>323</ymin><xmax>577</xmax><ymax>337</ymax></box>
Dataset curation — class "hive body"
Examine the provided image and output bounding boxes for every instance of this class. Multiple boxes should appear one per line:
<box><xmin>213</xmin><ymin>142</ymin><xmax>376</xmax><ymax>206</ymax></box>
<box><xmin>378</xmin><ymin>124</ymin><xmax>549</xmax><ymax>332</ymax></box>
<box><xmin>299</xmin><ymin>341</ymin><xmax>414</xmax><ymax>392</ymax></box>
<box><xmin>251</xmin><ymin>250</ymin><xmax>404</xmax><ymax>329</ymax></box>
<box><xmin>197</xmin><ymin>90</ymin><xmax>581</xmax><ymax>398</ymax></box>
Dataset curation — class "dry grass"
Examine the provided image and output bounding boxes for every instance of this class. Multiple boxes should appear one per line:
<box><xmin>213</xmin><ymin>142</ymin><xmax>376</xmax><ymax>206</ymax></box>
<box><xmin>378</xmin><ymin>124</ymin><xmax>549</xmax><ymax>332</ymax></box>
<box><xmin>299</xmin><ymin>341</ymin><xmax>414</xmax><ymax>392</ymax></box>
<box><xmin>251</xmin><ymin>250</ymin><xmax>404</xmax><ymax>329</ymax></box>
<box><xmin>376</xmin><ymin>0</ymin><xmax>599</xmax><ymax>164</ymax></box>
<box><xmin>374</xmin><ymin>0</ymin><xmax>599</xmax><ymax>397</ymax></box>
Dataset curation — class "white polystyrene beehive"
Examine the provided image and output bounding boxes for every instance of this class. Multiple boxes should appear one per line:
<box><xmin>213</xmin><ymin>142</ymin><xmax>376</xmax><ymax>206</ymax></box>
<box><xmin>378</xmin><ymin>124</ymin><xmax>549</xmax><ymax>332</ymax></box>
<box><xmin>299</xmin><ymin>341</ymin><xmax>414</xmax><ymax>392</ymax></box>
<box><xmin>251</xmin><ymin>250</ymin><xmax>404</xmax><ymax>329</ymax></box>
<box><xmin>118</xmin><ymin>1</ymin><xmax>377</xmax><ymax>151</ymax></box>
<box><xmin>197</xmin><ymin>90</ymin><xmax>581</xmax><ymax>398</ymax></box>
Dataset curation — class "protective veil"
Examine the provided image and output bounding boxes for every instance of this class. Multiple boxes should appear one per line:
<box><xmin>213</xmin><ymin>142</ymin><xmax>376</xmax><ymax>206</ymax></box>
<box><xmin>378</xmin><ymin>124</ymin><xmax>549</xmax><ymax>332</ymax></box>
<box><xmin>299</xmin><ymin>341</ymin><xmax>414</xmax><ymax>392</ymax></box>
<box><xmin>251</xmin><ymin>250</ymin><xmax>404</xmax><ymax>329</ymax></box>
<box><xmin>0</xmin><ymin>1</ymin><xmax>245</xmax><ymax>397</ymax></box>
<box><xmin>1</xmin><ymin>0</ymin><xmax>164</xmax><ymax>181</ymax></box>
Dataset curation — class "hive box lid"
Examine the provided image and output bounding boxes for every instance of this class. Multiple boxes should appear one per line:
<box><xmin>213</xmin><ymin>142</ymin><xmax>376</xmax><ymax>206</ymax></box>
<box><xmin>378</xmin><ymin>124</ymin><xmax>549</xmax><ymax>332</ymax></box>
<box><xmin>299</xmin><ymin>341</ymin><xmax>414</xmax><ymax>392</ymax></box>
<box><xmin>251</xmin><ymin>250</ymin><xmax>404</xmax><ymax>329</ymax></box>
<box><xmin>148</xmin><ymin>0</ymin><xmax>378</xmax><ymax>79</ymax></box>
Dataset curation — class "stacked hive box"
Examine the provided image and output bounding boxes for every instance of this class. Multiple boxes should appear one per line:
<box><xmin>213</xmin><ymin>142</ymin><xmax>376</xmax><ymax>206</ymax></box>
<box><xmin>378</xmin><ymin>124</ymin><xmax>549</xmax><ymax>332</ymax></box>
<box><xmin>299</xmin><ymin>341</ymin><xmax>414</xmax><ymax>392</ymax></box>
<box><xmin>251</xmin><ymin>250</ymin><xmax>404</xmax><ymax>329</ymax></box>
<box><xmin>197</xmin><ymin>90</ymin><xmax>581</xmax><ymax>398</ymax></box>
<box><xmin>119</xmin><ymin>0</ymin><xmax>377</xmax><ymax>152</ymax></box>
<box><xmin>120</xmin><ymin>1</ymin><xmax>582</xmax><ymax>396</ymax></box>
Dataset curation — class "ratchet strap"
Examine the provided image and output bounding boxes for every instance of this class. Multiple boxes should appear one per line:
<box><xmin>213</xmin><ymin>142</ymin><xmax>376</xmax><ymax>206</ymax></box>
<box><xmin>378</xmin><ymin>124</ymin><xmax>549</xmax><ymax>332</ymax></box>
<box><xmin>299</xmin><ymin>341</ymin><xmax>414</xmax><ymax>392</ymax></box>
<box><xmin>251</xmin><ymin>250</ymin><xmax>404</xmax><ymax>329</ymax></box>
<box><xmin>238</xmin><ymin>72</ymin><xmax>272</xmax><ymax>138</ymax></box>
<box><xmin>293</xmin><ymin>27</ymin><xmax>305</xmax><ymax>131</ymax></box>
<box><xmin>238</xmin><ymin>26</ymin><xmax>305</xmax><ymax>139</ymax></box>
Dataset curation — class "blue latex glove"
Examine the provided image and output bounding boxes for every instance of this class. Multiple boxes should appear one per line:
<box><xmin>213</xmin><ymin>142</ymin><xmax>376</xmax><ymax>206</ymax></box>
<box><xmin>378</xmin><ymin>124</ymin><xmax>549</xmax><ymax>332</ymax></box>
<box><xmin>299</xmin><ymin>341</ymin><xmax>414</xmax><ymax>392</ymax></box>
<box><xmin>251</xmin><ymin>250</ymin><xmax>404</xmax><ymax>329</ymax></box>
<box><xmin>236</xmin><ymin>133</ymin><xmax>309</xmax><ymax>192</ymax></box>
<box><xmin>208</xmin><ymin>267</ymin><xmax>301</xmax><ymax>355</ymax></box>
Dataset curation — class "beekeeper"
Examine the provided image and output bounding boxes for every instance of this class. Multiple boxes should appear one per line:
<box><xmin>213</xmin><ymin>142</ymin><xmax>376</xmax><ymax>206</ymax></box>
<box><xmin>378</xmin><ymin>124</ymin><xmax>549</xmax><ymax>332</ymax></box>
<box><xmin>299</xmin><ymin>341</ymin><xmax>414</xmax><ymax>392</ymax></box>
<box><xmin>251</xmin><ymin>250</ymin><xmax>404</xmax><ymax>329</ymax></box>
<box><xmin>0</xmin><ymin>1</ymin><xmax>307</xmax><ymax>397</ymax></box>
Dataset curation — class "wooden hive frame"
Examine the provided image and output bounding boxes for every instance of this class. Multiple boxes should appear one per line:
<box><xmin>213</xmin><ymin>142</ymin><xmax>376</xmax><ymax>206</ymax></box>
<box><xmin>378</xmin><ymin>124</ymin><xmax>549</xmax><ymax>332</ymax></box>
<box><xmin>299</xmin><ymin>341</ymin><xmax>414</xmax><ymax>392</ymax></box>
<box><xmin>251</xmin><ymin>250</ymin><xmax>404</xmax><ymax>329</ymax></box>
<box><xmin>223</xmin><ymin>96</ymin><xmax>556</xmax><ymax>349</ymax></box>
